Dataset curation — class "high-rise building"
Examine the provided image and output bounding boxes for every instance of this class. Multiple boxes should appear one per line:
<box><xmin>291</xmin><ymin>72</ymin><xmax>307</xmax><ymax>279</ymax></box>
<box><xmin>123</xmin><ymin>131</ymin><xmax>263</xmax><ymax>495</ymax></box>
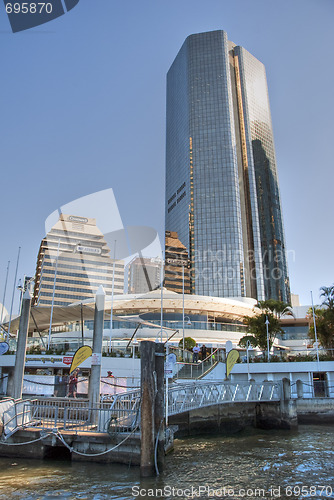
<box><xmin>127</xmin><ymin>257</ymin><xmax>162</xmax><ymax>294</ymax></box>
<box><xmin>33</xmin><ymin>214</ymin><xmax>125</xmax><ymax>306</ymax></box>
<box><xmin>164</xmin><ymin>231</ymin><xmax>191</xmax><ymax>294</ymax></box>
<box><xmin>165</xmin><ymin>30</ymin><xmax>290</xmax><ymax>302</ymax></box>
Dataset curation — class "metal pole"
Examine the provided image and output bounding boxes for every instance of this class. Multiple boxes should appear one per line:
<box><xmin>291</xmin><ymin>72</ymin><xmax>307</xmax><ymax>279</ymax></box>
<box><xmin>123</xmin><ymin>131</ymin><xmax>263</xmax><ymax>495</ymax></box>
<box><xmin>8</xmin><ymin>247</ymin><xmax>21</xmax><ymax>339</ymax></box>
<box><xmin>246</xmin><ymin>340</ymin><xmax>250</xmax><ymax>381</ymax></box>
<box><xmin>48</xmin><ymin>239</ymin><xmax>60</xmax><ymax>350</ymax></box>
<box><xmin>17</xmin><ymin>276</ymin><xmax>24</xmax><ymax>315</ymax></box>
<box><xmin>182</xmin><ymin>265</ymin><xmax>185</xmax><ymax>357</ymax></box>
<box><xmin>109</xmin><ymin>240</ymin><xmax>116</xmax><ymax>353</ymax></box>
<box><xmin>310</xmin><ymin>291</ymin><xmax>320</xmax><ymax>368</ymax></box>
<box><xmin>0</xmin><ymin>261</ymin><xmax>10</xmax><ymax>324</ymax></box>
<box><xmin>265</xmin><ymin>316</ymin><xmax>270</xmax><ymax>362</ymax></box>
<box><xmin>11</xmin><ymin>289</ymin><xmax>31</xmax><ymax>399</ymax></box>
<box><xmin>88</xmin><ymin>286</ymin><xmax>105</xmax><ymax>408</ymax></box>
<box><xmin>160</xmin><ymin>255</ymin><xmax>164</xmax><ymax>342</ymax></box>
<box><xmin>80</xmin><ymin>303</ymin><xmax>84</xmax><ymax>346</ymax></box>
<box><xmin>165</xmin><ymin>338</ymin><xmax>169</xmax><ymax>427</ymax></box>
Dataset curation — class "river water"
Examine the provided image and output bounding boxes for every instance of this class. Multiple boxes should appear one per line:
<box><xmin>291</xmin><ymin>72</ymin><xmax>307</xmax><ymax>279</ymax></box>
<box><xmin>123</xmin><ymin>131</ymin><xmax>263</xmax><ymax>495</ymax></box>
<box><xmin>0</xmin><ymin>425</ymin><xmax>333</xmax><ymax>500</ymax></box>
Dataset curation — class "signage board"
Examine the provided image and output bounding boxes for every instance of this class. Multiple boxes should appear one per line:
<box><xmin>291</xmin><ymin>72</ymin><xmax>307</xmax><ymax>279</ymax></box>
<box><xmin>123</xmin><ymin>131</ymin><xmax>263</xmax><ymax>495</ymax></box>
<box><xmin>69</xmin><ymin>216</ymin><xmax>88</xmax><ymax>223</ymax></box>
<box><xmin>69</xmin><ymin>346</ymin><xmax>92</xmax><ymax>374</ymax></box>
<box><xmin>76</xmin><ymin>245</ymin><xmax>101</xmax><ymax>255</ymax></box>
<box><xmin>91</xmin><ymin>353</ymin><xmax>102</xmax><ymax>365</ymax></box>
<box><xmin>0</xmin><ymin>342</ymin><xmax>9</xmax><ymax>355</ymax></box>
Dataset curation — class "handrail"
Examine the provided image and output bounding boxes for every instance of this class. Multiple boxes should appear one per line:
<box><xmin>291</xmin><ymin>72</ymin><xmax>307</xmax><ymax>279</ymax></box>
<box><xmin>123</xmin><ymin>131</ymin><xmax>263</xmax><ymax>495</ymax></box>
<box><xmin>1</xmin><ymin>399</ymin><xmax>34</xmax><ymax>438</ymax></box>
<box><xmin>168</xmin><ymin>380</ymin><xmax>281</xmax><ymax>416</ymax></box>
<box><xmin>173</xmin><ymin>347</ymin><xmax>220</xmax><ymax>380</ymax></box>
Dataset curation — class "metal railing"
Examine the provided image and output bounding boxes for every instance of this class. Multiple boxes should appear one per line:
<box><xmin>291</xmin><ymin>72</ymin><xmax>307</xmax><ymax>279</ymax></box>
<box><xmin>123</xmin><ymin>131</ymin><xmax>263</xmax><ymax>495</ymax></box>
<box><xmin>1</xmin><ymin>399</ymin><xmax>33</xmax><ymax>438</ymax></box>
<box><xmin>28</xmin><ymin>390</ymin><xmax>141</xmax><ymax>435</ymax></box>
<box><xmin>168</xmin><ymin>381</ymin><xmax>281</xmax><ymax>416</ymax></box>
<box><xmin>173</xmin><ymin>348</ymin><xmax>220</xmax><ymax>380</ymax></box>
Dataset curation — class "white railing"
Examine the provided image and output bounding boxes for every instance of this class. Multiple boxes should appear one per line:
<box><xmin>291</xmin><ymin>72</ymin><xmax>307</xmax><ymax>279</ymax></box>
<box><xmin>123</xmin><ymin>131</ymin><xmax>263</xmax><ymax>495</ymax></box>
<box><xmin>168</xmin><ymin>381</ymin><xmax>281</xmax><ymax>416</ymax></box>
<box><xmin>1</xmin><ymin>399</ymin><xmax>33</xmax><ymax>438</ymax></box>
<box><xmin>29</xmin><ymin>390</ymin><xmax>141</xmax><ymax>435</ymax></box>
<box><xmin>0</xmin><ymin>382</ymin><xmax>281</xmax><ymax>438</ymax></box>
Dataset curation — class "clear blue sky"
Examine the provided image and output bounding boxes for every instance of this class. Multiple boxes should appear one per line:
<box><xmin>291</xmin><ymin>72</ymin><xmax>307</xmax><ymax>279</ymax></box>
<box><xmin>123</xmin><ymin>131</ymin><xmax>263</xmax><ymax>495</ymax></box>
<box><xmin>0</xmin><ymin>0</ymin><xmax>333</xmax><ymax>312</ymax></box>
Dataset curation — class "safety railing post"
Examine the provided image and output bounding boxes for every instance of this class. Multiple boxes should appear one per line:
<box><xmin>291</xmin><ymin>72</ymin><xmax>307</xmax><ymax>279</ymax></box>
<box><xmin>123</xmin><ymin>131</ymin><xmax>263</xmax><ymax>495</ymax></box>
<box><xmin>64</xmin><ymin>407</ymin><xmax>67</xmax><ymax>429</ymax></box>
<box><xmin>54</xmin><ymin>406</ymin><xmax>58</xmax><ymax>430</ymax></box>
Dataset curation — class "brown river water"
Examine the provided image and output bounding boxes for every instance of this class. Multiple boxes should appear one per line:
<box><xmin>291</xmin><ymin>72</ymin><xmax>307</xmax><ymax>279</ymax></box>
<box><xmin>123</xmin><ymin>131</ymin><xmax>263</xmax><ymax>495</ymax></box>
<box><xmin>0</xmin><ymin>425</ymin><xmax>333</xmax><ymax>500</ymax></box>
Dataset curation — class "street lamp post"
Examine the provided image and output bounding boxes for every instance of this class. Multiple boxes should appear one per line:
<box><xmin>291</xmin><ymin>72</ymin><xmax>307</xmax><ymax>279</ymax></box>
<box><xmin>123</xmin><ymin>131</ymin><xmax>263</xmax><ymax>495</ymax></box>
<box><xmin>109</xmin><ymin>240</ymin><xmax>117</xmax><ymax>353</ymax></box>
<box><xmin>160</xmin><ymin>254</ymin><xmax>164</xmax><ymax>343</ymax></box>
<box><xmin>246</xmin><ymin>340</ymin><xmax>251</xmax><ymax>381</ymax></box>
<box><xmin>310</xmin><ymin>290</ymin><xmax>320</xmax><ymax>369</ymax></box>
<box><xmin>182</xmin><ymin>265</ymin><xmax>185</xmax><ymax>353</ymax></box>
<box><xmin>182</xmin><ymin>312</ymin><xmax>191</xmax><ymax>361</ymax></box>
<box><xmin>156</xmin><ymin>330</ymin><xmax>170</xmax><ymax>426</ymax></box>
<box><xmin>265</xmin><ymin>316</ymin><xmax>270</xmax><ymax>362</ymax></box>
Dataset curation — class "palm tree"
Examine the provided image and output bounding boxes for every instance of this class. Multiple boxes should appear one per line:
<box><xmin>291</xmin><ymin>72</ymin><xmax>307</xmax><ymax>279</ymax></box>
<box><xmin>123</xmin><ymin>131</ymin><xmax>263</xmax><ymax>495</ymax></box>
<box><xmin>238</xmin><ymin>300</ymin><xmax>292</xmax><ymax>357</ymax></box>
<box><xmin>320</xmin><ymin>285</ymin><xmax>334</xmax><ymax>310</ymax></box>
<box><xmin>308</xmin><ymin>284</ymin><xmax>334</xmax><ymax>358</ymax></box>
<box><xmin>256</xmin><ymin>299</ymin><xmax>294</xmax><ymax>319</ymax></box>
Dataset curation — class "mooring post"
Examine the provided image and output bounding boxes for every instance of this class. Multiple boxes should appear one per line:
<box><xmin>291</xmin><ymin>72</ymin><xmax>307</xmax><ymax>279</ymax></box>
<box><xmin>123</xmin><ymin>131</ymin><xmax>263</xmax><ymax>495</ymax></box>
<box><xmin>280</xmin><ymin>377</ymin><xmax>298</xmax><ymax>429</ymax></box>
<box><xmin>88</xmin><ymin>286</ymin><xmax>105</xmax><ymax>410</ymax></box>
<box><xmin>154</xmin><ymin>342</ymin><xmax>165</xmax><ymax>472</ymax></box>
<box><xmin>282</xmin><ymin>377</ymin><xmax>291</xmax><ymax>401</ymax></box>
<box><xmin>11</xmin><ymin>289</ymin><xmax>32</xmax><ymax>400</ymax></box>
<box><xmin>140</xmin><ymin>340</ymin><xmax>156</xmax><ymax>477</ymax></box>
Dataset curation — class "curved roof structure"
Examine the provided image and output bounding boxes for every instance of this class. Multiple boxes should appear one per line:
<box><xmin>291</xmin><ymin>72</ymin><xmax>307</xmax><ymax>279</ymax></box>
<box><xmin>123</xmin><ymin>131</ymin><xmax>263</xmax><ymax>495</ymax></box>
<box><xmin>105</xmin><ymin>289</ymin><xmax>257</xmax><ymax>321</ymax></box>
<box><xmin>5</xmin><ymin>289</ymin><xmax>256</xmax><ymax>334</ymax></box>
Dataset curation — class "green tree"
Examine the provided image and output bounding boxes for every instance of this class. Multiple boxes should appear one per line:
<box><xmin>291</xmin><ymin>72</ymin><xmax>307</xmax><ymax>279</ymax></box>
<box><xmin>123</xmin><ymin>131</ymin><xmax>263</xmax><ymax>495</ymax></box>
<box><xmin>179</xmin><ymin>337</ymin><xmax>196</xmax><ymax>351</ymax></box>
<box><xmin>308</xmin><ymin>285</ymin><xmax>334</xmax><ymax>357</ymax></box>
<box><xmin>238</xmin><ymin>300</ymin><xmax>292</xmax><ymax>356</ymax></box>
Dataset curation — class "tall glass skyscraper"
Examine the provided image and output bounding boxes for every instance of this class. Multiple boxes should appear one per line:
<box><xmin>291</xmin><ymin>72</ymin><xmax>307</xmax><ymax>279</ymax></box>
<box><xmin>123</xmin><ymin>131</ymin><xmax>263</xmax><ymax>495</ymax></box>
<box><xmin>165</xmin><ymin>30</ymin><xmax>290</xmax><ymax>302</ymax></box>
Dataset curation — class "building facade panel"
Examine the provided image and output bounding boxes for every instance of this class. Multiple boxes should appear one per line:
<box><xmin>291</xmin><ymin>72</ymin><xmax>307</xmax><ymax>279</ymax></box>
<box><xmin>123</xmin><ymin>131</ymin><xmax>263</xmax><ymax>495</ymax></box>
<box><xmin>33</xmin><ymin>214</ymin><xmax>124</xmax><ymax>306</ymax></box>
<box><xmin>235</xmin><ymin>46</ymin><xmax>290</xmax><ymax>302</ymax></box>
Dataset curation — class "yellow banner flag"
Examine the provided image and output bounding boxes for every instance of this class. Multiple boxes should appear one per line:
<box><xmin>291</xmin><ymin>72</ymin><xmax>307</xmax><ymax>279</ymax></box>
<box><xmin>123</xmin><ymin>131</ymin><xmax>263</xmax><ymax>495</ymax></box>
<box><xmin>226</xmin><ymin>349</ymin><xmax>240</xmax><ymax>378</ymax></box>
<box><xmin>69</xmin><ymin>345</ymin><xmax>92</xmax><ymax>374</ymax></box>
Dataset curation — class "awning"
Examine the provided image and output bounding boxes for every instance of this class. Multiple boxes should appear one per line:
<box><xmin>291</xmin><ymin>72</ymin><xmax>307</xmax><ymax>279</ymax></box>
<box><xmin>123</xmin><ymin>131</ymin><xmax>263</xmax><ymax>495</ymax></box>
<box><xmin>4</xmin><ymin>304</ymin><xmax>109</xmax><ymax>334</ymax></box>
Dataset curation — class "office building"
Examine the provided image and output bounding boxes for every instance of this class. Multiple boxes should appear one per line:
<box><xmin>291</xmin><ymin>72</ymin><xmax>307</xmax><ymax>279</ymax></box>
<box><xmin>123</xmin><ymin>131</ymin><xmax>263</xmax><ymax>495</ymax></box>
<box><xmin>33</xmin><ymin>214</ymin><xmax>125</xmax><ymax>306</ymax></box>
<box><xmin>127</xmin><ymin>256</ymin><xmax>162</xmax><ymax>294</ymax></box>
<box><xmin>164</xmin><ymin>231</ymin><xmax>191</xmax><ymax>294</ymax></box>
<box><xmin>165</xmin><ymin>30</ymin><xmax>290</xmax><ymax>302</ymax></box>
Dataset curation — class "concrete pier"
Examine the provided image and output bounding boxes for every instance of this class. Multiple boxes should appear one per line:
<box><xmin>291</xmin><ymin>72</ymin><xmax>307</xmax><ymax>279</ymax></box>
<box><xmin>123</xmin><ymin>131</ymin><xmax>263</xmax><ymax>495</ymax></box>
<box><xmin>0</xmin><ymin>427</ymin><xmax>141</xmax><ymax>464</ymax></box>
<box><xmin>169</xmin><ymin>399</ymin><xmax>298</xmax><ymax>436</ymax></box>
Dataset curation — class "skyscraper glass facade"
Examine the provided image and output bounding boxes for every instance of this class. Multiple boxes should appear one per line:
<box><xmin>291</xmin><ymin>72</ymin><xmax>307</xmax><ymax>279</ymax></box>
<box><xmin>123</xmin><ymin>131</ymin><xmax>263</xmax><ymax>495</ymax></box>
<box><xmin>165</xmin><ymin>30</ymin><xmax>290</xmax><ymax>302</ymax></box>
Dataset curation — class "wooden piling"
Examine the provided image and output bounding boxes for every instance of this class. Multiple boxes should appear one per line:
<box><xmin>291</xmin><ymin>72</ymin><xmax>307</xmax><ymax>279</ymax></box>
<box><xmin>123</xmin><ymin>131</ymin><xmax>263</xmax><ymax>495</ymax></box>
<box><xmin>140</xmin><ymin>341</ymin><xmax>156</xmax><ymax>477</ymax></box>
<box><xmin>154</xmin><ymin>342</ymin><xmax>165</xmax><ymax>472</ymax></box>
